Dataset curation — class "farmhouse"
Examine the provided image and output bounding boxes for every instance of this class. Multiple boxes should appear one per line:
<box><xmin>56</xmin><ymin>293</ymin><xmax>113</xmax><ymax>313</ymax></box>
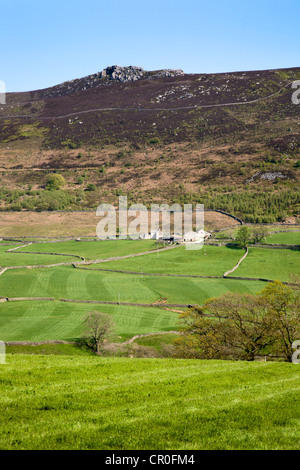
<box><xmin>161</xmin><ymin>235</ymin><xmax>183</xmax><ymax>243</ymax></box>
<box><xmin>139</xmin><ymin>229</ymin><xmax>211</xmax><ymax>244</ymax></box>
<box><xmin>182</xmin><ymin>230</ymin><xmax>211</xmax><ymax>243</ymax></box>
<box><xmin>140</xmin><ymin>230</ymin><xmax>163</xmax><ymax>240</ymax></box>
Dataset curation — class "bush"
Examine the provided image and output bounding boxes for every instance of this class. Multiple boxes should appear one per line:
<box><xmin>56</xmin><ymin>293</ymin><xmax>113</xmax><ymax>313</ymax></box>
<box><xmin>86</xmin><ymin>183</ymin><xmax>96</xmax><ymax>191</ymax></box>
<box><xmin>149</xmin><ymin>137</ymin><xmax>160</xmax><ymax>145</ymax></box>
<box><xmin>46</xmin><ymin>174</ymin><xmax>66</xmax><ymax>191</ymax></box>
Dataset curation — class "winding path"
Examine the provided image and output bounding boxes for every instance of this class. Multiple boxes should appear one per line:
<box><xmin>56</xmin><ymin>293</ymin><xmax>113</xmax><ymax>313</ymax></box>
<box><xmin>223</xmin><ymin>248</ymin><xmax>249</xmax><ymax>277</ymax></box>
<box><xmin>0</xmin><ymin>81</ymin><xmax>295</xmax><ymax>120</ymax></box>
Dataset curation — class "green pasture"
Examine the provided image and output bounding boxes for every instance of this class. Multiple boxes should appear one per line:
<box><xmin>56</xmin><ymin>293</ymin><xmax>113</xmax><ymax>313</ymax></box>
<box><xmin>0</xmin><ymin>301</ymin><xmax>178</xmax><ymax>342</ymax></box>
<box><xmin>0</xmin><ymin>355</ymin><xmax>299</xmax><ymax>450</ymax></box>
<box><xmin>14</xmin><ymin>239</ymin><xmax>158</xmax><ymax>260</ymax></box>
<box><xmin>0</xmin><ymin>245</ymin><xmax>78</xmax><ymax>267</ymax></box>
<box><xmin>0</xmin><ymin>240</ymin><xmax>298</xmax><ymax>343</ymax></box>
<box><xmin>0</xmin><ymin>266</ymin><xmax>265</xmax><ymax>305</ymax></box>
<box><xmin>88</xmin><ymin>245</ymin><xmax>244</xmax><ymax>276</ymax></box>
<box><xmin>214</xmin><ymin>226</ymin><xmax>300</xmax><ymax>241</ymax></box>
<box><xmin>231</xmin><ymin>247</ymin><xmax>300</xmax><ymax>281</ymax></box>
<box><xmin>263</xmin><ymin>232</ymin><xmax>300</xmax><ymax>245</ymax></box>
<box><xmin>0</xmin><ymin>265</ymin><xmax>265</xmax><ymax>342</ymax></box>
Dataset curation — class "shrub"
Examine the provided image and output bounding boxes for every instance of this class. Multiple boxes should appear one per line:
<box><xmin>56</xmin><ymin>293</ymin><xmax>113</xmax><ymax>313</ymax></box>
<box><xmin>46</xmin><ymin>174</ymin><xmax>66</xmax><ymax>191</ymax></box>
<box><xmin>86</xmin><ymin>183</ymin><xmax>96</xmax><ymax>191</ymax></box>
<box><xmin>116</xmin><ymin>150</ymin><xmax>127</xmax><ymax>159</ymax></box>
<box><xmin>149</xmin><ymin>137</ymin><xmax>160</xmax><ymax>145</ymax></box>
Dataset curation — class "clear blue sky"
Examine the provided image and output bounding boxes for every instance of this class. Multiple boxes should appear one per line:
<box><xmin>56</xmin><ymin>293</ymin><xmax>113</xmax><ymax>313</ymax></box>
<box><xmin>1</xmin><ymin>0</ymin><xmax>299</xmax><ymax>91</ymax></box>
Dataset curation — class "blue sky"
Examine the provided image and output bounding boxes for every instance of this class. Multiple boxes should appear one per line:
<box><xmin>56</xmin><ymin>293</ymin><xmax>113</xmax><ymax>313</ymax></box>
<box><xmin>1</xmin><ymin>0</ymin><xmax>299</xmax><ymax>91</ymax></box>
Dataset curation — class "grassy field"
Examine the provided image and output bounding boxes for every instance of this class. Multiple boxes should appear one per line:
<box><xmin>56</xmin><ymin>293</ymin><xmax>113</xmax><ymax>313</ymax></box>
<box><xmin>0</xmin><ymin>300</ymin><xmax>179</xmax><ymax>342</ymax></box>
<box><xmin>0</xmin><ymin>245</ymin><xmax>78</xmax><ymax>267</ymax></box>
<box><xmin>0</xmin><ymin>235</ymin><xmax>299</xmax><ymax>453</ymax></box>
<box><xmin>0</xmin><ymin>265</ymin><xmax>265</xmax><ymax>303</ymax></box>
<box><xmin>214</xmin><ymin>226</ymin><xmax>300</xmax><ymax>240</ymax></box>
<box><xmin>0</xmin><ymin>238</ymin><xmax>297</xmax><ymax>343</ymax></box>
<box><xmin>0</xmin><ymin>355</ymin><xmax>299</xmax><ymax>450</ymax></box>
<box><xmin>87</xmin><ymin>245</ymin><xmax>244</xmax><ymax>276</ymax></box>
<box><xmin>263</xmin><ymin>232</ymin><xmax>300</xmax><ymax>245</ymax></box>
<box><xmin>14</xmin><ymin>239</ymin><xmax>159</xmax><ymax>260</ymax></box>
<box><xmin>0</xmin><ymin>261</ymin><xmax>265</xmax><ymax>341</ymax></box>
<box><xmin>231</xmin><ymin>247</ymin><xmax>300</xmax><ymax>281</ymax></box>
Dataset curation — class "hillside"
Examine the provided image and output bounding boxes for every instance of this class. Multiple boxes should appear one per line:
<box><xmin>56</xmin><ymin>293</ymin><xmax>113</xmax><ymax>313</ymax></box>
<box><xmin>0</xmin><ymin>65</ymin><xmax>300</xmax><ymax>223</ymax></box>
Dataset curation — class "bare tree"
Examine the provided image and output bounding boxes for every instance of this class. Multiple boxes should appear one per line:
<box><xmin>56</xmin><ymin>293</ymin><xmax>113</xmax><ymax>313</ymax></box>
<box><xmin>82</xmin><ymin>311</ymin><xmax>113</xmax><ymax>354</ymax></box>
<box><xmin>251</xmin><ymin>226</ymin><xmax>270</xmax><ymax>244</ymax></box>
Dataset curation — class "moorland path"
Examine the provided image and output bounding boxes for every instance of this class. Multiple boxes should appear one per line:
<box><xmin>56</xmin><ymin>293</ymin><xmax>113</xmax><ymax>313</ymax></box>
<box><xmin>0</xmin><ymin>81</ymin><xmax>295</xmax><ymax>120</ymax></box>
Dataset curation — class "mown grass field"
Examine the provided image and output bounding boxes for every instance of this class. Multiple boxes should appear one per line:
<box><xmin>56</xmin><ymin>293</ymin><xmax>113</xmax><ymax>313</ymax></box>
<box><xmin>0</xmin><ymin>355</ymin><xmax>299</xmax><ymax>450</ymax></box>
<box><xmin>87</xmin><ymin>245</ymin><xmax>244</xmax><ymax>276</ymax></box>
<box><xmin>1</xmin><ymin>238</ymin><xmax>298</xmax><ymax>342</ymax></box>
<box><xmin>0</xmin><ymin>265</ymin><xmax>265</xmax><ymax>303</ymax></box>
<box><xmin>0</xmin><ymin>300</ymin><xmax>179</xmax><ymax>342</ymax></box>
<box><xmin>231</xmin><ymin>247</ymin><xmax>300</xmax><ymax>281</ymax></box>
<box><xmin>0</xmin><ymin>234</ymin><xmax>299</xmax><ymax>452</ymax></box>
<box><xmin>0</xmin><ymin>269</ymin><xmax>265</xmax><ymax>341</ymax></box>
<box><xmin>0</xmin><ymin>245</ymin><xmax>78</xmax><ymax>267</ymax></box>
<box><xmin>263</xmin><ymin>232</ymin><xmax>300</xmax><ymax>245</ymax></box>
<box><xmin>14</xmin><ymin>239</ymin><xmax>159</xmax><ymax>260</ymax></box>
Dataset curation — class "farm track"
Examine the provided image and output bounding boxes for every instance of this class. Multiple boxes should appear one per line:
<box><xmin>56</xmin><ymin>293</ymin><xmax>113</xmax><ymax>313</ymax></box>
<box><xmin>5</xmin><ymin>331</ymin><xmax>183</xmax><ymax>346</ymax></box>
<box><xmin>223</xmin><ymin>248</ymin><xmax>249</xmax><ymax>277</ymax></box>
<box><xmin>123</xmin><ymin>331</ymin><xmax>182</xmax><ymax>344</ymax></box>
<box><xmin>1</xmin><ymin>242</ymin><xmax>178</xmax><ymax>270</ymax></box>
<box><xmin>1</xmin><ymin>296</ymin><xmax>190</xmax><ymax>308</ymax></box>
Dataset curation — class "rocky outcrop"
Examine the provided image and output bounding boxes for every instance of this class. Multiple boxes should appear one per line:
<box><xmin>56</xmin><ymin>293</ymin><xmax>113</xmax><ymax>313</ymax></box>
<box><xmin>43</xmin><ymin>65</ymin><xmax>184</xmax><ymax>98</ymax></box>
<box><xmin>100</xmin><ymin>65</ymin><xmax>145</xmax><ymax>82</ymax></box>
<box><xmin>100</xmin><ymin>65</ymin><xmax>184</xmax><ymax>82</ymax></box>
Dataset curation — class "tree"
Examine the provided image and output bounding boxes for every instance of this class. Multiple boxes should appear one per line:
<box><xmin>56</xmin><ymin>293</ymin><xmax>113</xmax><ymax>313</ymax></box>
<box><xmin>175</xmin><ymin>293</ymin><xmax>275</xmax><ymax>361</ymax></box>
<box><xmin>46</xmin><ymin>173</ymin><xmax>66</xmax><ymax>190</ymax></box>
<box><xmin>234</xmin><ymin>226</ymin><xmax>252</xmax><ymax>248</ymax></box>
<box><xmin>174</xmin><ymin>282</ymin><xmax>300</xmax><ymax>362</ymax></box>
<box><xmin>251</xmin><ymin>226</ymin><xmax>270</xmax><ymax>244</ymax></box>
<box><xmin>81</xmin><ymin>311</ymin><xmax>113</xmax><ymax>354</ymax></box>
<box><xmin>259</xmin><ymin>281</ymin><xmax>300</xmax><ymax>362</ymax></box>
<box><xmin>173</xmin><ymin>306</ymin><xmax>225</xmax><ymax>359</ymax></box>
